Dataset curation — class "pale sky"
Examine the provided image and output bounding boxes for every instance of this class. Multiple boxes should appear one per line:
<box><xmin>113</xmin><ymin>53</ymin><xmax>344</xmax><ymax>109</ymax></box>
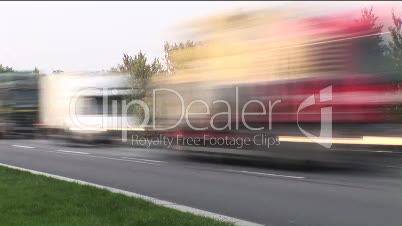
<box><xmin>0</xmin><ymin>1</ymin><xmax>399</xmax><ymax>73</ymax></box>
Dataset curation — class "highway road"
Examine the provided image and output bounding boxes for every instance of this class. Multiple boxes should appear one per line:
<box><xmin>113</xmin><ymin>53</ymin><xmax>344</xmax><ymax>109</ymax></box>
<box><xmin>0</xmin><ymin>138</ymin><xmax>401</xmax><ymax>226</ymax></box>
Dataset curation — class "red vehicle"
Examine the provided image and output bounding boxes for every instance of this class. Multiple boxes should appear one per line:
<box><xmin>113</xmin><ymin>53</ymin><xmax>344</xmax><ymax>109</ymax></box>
<box><xmin>147</xmin><ymin>8</ymin><xmax>401</xmax><ymax>154</ymax></box>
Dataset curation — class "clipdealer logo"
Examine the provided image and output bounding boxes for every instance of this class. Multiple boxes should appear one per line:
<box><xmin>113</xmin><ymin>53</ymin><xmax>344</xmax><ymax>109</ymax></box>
<box><xmin>68</xmin><ymin>85</ymin><xmax>333</xmax><ymax>148</ymax></box>
<box><xmin>297</xmin><ymin>86</ymin><xmax>332</xmax><ymax>148</ymax></box>
<box><xmin>131</xmin><ymin>134</ymin><xmax>280</xmax><ymax>149</ymax></box>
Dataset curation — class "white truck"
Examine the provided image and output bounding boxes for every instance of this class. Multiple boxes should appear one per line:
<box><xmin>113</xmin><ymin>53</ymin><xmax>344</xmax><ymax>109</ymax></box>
<box><xmin>39</xmin><ymin>72</ymin><xmax>144</xmax><ymax>143</ymax></box>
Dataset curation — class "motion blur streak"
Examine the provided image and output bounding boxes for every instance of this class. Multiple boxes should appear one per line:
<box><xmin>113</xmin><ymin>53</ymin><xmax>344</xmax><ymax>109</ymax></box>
<box><xmin>1</xmin><ymin>3</ymin><xmax>402</xmax><ymax>162</ymax></box>
<box><xmin>279</xmin><ymin>136</ymin><xmax>402</xmax><ymax>146</ymax></box>
<box><xmin>149</xmin><ymin>3</ymin><xmax>402</xmax><ymax>158</ymax></box>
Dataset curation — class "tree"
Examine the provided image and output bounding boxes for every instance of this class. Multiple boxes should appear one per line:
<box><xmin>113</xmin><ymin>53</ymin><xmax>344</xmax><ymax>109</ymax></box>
<box><xmin>0</xmin><ymin>64</ymin><xmax>14</xmax><ymax>73</ymax></box>
<box><xmin>114</xmin><ymin>51</ymin><xmax>164</xmax><ymax>121</ymax></box>
<box><xmin>164</xmin><ymin>40</ymin><xmax>197</xmax><ymax>73</ymax></box>
<box><xmin>387</xmin><ymin>11</ymin><xmax>402</xmax><ymax>119</ymax></box>
<box><xmin>117</xmin><ymin>51</ymin><xmax>164</xmax><ymax>81</ymax></box>
<box><xmin>388</xmin><ymin>11</ymin><xmax>402</xmax><ymax>72</ymax></box>
<box><xmin>357</xmin><ymin>7</ymin><xmax>388</xmax><ymax>73</ymax></box>
<box><xmin>150</xmin><ymin>57</ymin><xmax>164</xmax><ymax>75</ymax></box>
<box><xmin>33</xmin><ymin>67</ymin><xmax>40</xmax><ymax>74</ymax></box>
<box><xmin>109</xmin><ymin>67</ymin><xmax>120</xmax><ymax>73</ymax></box>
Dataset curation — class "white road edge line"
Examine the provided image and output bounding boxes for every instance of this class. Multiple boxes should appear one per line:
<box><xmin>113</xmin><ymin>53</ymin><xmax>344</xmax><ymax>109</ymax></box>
<box><xmin>10</xmin><ymin>147</ymin><xmax>163</xmax><ymax>166</ymax></box>
<box><xmin>370</xmin><ymin>150</ymin><xmax>396</xmax><ymax>153</ymax></box>
<box><xmin>0</xmin><ymin>163</ymin><xmax>262</xmax><ymax>226</ymax></box>
<box><xmin>56</xmin><ymin>150</ymin><xmax>90</xmax><ymax>155</ymax></box>
<box><xmin>385</xmin><ymin>165</ymin><xmax>402</xmax><ymax>169</ymax></box>
<box><xmin>224</xmin><ymin>169</ymin><xmax>305</xmax><ymax>179</ymax></box>
<box><xmin>121</xmin><ymin>156</ymin><xmax>166</xmax><ymax>163</ymax></box>
<box><xmin>11</xmin><ymin>145</ymin><xmax>35</xmax><ymax>149</ymax></box>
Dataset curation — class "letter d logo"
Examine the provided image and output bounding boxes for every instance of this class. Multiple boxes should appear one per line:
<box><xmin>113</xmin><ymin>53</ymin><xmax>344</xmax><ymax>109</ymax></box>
<box><xmin>297</xmin><ymin>86</ymin><xmax>332</xmax><ymax>148</ymax></box>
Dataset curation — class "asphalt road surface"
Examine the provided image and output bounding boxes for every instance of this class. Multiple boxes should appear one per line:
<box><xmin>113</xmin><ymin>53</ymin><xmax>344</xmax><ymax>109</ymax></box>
<box><xmin>0</xmin><ymin>138</ymin><xmax>401</xmax><ymax>226</ymax></box>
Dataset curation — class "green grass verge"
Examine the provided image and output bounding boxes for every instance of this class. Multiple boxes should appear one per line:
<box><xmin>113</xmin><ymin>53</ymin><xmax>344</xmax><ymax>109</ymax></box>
<box><xmin>0</xmin><ymin>165</ymin><xmax>233</xmax><ymax>226</ymax></box>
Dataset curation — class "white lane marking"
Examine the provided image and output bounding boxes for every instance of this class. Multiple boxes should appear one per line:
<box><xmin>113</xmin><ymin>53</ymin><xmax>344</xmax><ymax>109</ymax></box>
<box><xmin>90</xmin><ymin>155</ymin><xmax>163</xmax><ymax>166</ymax></box>
<box><xmin>56</xmin><ymin>150</ymin><xmax>90</xmax><ymax>155</ymax></box>
<box><xmin>121</xmin><ymin>156</ymin><xmax>166</xmax><ymax>163</ymax></box>
<box><xmin>0</xmin><ymin>163</ymin><xmax>262</xmax><ymax>226</ymax></box>
<box><xmin>385</xmin><ymin>165</ymin><xmax>402</xmax><ymax>169</ymax></box>
<box><xmin>224</xmin><ymin>169</ymin><xmax>305</xmax><ymax>179</ymax></box>
<box><xmin>326</xmin><ymin>148</ymin><xmax>401</xmax><ymax>154</ymax></box>
<box><xmin>370</xmin><ymin>150</ymin><xmax>397</xmax><ymax>153</ymax></box>
<box><xmin>10</xmin><ymin>147</ymin><xmax>163</xmax><ymax>166</ymax></box>
<box><xmin>11</xmin><ymin>145</ymin><xmax>35</xmax><ymax>149</ymax></box>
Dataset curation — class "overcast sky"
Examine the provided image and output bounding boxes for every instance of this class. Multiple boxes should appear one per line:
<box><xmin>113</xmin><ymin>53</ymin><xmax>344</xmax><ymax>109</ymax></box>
<box><xmin>0</xmin><ymin>1</ymin><xmax>398</xmax><ymax>73</ymax></box>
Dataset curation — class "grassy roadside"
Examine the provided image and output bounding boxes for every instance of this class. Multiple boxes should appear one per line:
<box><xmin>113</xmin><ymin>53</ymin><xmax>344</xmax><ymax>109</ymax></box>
<box><xmin>0</xmin><ymin>165</ymin><xmax>233</xmax><ymax>226</ymax></box>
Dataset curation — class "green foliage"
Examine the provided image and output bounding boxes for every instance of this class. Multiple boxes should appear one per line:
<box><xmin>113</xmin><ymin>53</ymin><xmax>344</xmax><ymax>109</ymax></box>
<box><xmin>150</xmin><ymin>57</ymin><xmax>164</xmax><ymax>75</ymax></box>
<box><xmin>109</xmin><ymin>67</ymin><xmax>120</xmax><ymax>73</ymax></box>
<box><xmin>387</xmin><ymin>11</ymin><xmax>402</xmax><ymax>119</ymax></box>
<box><xmin>388</xmin><ymin>11</ymin><xmax>402</xmax><ymax>72</ymax></box>
<box><xmin>117</xmin><ymin>51</ymin><xmax>164</xmax><ymax>81</ymax></box>
<box><xmin>357</xmin><ymin>7</ymin><xmax>388</xmax><ymax>74</ymax></box>
<box><xmin>0</xmin><ymin>64</ymin><xmax>14</xmax><ymax>73</ymax></box>
<box><xmin>164</xmin><ymin>40</ymin><xmax>197</xmax><ymax>73</ymax></box>
<box><xmin>114</xmin><ymin>51</ymin><xmax>165</xmax><ymax>122</ymax></box>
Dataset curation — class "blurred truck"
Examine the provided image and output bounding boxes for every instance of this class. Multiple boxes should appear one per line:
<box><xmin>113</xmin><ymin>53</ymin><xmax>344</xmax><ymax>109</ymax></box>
<box><xmin>147</xmin><ymin>6</ymin><xmax>402</xmax><ymax>156</ymax></box>
<box><xmin>39</xmin><ymin>72</ymin><xmax>144</xmax><ymax>143</ymax></box>
<box><xmin>0</xmin><ymin>72</ymin><xmax>39</xmax><ymax>137</ymax></box>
